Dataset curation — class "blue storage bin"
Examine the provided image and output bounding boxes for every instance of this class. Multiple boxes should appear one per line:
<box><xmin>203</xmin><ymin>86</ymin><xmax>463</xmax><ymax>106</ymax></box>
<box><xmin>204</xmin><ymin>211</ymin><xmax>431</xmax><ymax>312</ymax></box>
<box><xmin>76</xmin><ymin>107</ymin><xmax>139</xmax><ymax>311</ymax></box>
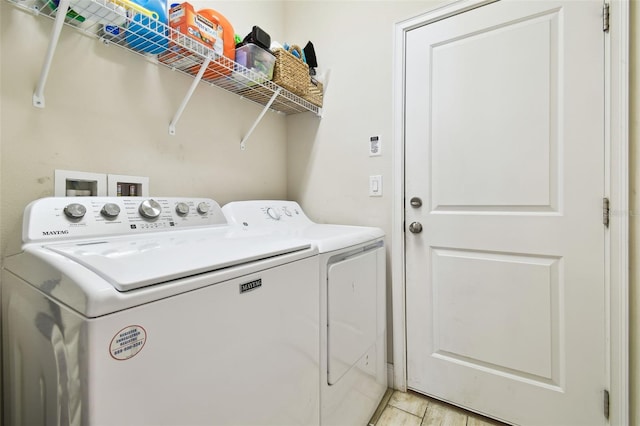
<box><xmin>125</xmin><ymin>0</ymin><xmax>168</xmax><ymax>54</ymax></box>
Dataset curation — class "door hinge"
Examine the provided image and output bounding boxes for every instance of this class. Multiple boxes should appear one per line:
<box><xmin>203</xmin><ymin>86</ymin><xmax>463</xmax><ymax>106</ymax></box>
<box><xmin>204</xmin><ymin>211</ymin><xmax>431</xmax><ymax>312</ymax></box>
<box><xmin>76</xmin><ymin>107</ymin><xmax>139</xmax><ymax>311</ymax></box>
<box><xmin>603</xmin><ymin>389</ymin><xmax>610</xmax><ymax>419</ymax></box>
<box><xmin>603</xmin><ymin>3</ymin><xmax>610</xmax><ymax>32</ymax></box>
<box><xmin>603</xmin><ymin>197</ymin><xmax>610</xmax><ymax>227</ymax></box>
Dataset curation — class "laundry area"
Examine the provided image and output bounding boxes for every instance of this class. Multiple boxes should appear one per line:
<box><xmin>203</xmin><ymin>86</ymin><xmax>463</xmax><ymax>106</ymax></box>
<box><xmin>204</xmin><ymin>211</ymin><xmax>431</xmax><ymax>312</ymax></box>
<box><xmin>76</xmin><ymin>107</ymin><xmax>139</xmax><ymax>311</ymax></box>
<box><xmin>0</xmin><ymin>0</ymin><xmax>637</xmax><ymax>425</ymax></box>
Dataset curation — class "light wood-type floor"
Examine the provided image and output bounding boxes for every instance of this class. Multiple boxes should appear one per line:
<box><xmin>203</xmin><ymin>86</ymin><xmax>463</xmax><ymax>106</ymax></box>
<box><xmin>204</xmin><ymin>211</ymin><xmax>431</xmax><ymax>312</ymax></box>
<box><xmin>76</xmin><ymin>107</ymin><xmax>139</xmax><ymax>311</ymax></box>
<box><xmin>369</xmin><ymin>389</ymin><xmax>508</xmax><ymax>426</ymax></box>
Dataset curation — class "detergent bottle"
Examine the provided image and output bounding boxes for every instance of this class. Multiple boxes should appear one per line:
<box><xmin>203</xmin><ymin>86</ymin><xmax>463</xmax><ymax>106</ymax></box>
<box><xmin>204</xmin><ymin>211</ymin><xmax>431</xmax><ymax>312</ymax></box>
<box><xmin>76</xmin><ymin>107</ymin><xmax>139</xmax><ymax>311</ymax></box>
<box><xmin>125</xmin><ymin>0</ymin><xmax>168</xmax><ymax>54</ymax></box>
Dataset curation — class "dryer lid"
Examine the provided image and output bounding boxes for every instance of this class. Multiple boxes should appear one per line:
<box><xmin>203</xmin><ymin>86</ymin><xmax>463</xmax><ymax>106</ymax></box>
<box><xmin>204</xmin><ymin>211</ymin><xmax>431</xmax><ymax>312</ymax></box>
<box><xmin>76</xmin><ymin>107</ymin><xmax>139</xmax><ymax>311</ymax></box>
<box><xmin>45</xmin><ymin>227</ymin><xmax>311</xmax><ymax>291</ymax></box>
<box><xmin>295</xmin><ymin>224</ymin><xmax>384</xmax><ymax>253</ymax></box>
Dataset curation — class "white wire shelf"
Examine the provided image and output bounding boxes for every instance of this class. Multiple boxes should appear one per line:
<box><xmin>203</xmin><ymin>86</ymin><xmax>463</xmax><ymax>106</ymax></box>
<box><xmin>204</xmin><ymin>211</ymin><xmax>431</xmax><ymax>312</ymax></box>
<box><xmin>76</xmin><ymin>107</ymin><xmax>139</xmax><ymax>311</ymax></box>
<box><xmin>8</xmin><ymin>0</ymin><xmax>322</xmax><ymax>136</ymax></box>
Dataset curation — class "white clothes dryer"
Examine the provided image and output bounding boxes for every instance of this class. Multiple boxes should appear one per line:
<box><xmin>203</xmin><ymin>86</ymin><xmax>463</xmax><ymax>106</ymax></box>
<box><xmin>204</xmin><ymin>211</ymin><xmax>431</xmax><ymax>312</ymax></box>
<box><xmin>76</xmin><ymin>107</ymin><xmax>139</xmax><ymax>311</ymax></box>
<box><xmin>222</xmin><ymin>200</ymin><xmax>387</xmax><ymax>426</ymax></box>
<box><xmin>2</xmin><ymin>196</ymin><xmax>320</xmax><ymax>426</ymax></box>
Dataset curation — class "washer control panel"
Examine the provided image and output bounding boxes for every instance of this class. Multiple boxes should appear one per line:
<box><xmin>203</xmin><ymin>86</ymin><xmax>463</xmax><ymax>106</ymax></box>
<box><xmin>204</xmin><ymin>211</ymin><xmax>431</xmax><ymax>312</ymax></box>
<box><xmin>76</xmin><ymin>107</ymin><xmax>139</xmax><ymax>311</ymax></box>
<box><xmin>23</xmin><ymin>197</ymin><xmax>227</xmax><ymax>243</ymax></box>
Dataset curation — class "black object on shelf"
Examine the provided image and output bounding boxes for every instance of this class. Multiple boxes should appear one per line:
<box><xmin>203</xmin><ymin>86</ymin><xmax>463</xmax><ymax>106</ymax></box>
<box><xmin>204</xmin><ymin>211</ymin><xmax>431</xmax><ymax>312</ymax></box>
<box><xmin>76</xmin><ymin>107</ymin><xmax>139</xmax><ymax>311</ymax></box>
<box><xmin>304</xmin><ymin>41</ymin><xmax>317</xmax><ymax>75</ymax></box>
<box><xmin>239</xmin><ymin>26</ymin><xmax>271</xmax><ymax>52</ymax></box>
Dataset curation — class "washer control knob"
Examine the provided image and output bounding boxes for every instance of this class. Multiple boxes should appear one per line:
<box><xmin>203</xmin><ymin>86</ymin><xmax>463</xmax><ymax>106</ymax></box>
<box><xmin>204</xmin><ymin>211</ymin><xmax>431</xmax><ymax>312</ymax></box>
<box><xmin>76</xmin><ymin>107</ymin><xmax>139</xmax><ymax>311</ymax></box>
<box><xmin>283</xmin><ymin>207</ymin><xmax>292</xmax><ymax>217</ymax></box>
<box><xmin>139</xmin><ymin>199</ymin><xmax>162</xmax><ymax>219</ymax></box>
<box><xmin>63</xmin><ymin>203</ymin><xmax>86</xmax><ymax>219</ymax></box>
<box><xmin>197</xmin><ymin>202</ymin><xmax>210</xmax><ymax>215</ymax></box>
<box><xmin>100</xmin><ymin>203</ymin><xmax>121</xmax><ymax>218</ymax></box>
<box><xmin>175</xmin><ymin>202</ymin><xmax>190</xmax><ymax>216</ymax></box>
<box><xmin>266</xmin><ymin>207</ymin><xmax>280</xmax><ymax>220</ymax></box>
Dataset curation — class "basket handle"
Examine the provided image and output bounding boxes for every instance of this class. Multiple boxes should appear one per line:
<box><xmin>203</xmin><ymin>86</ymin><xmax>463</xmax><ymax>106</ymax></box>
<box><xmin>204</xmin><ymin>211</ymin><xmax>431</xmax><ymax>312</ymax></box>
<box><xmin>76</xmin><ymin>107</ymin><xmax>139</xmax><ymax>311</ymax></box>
<box><xmin>288</xmin><ymin>45</ymin><xmax>303</xmax><ymax>61</ymax></box>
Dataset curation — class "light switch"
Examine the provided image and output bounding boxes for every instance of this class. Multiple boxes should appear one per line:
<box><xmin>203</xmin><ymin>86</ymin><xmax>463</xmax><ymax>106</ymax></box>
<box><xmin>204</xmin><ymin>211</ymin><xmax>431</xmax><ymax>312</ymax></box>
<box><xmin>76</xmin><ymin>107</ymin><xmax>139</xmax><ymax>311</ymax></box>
<box><xmin>369</xmin><ymin>175</ymin><xmax>382</xmax><ymax>197</ymax></box>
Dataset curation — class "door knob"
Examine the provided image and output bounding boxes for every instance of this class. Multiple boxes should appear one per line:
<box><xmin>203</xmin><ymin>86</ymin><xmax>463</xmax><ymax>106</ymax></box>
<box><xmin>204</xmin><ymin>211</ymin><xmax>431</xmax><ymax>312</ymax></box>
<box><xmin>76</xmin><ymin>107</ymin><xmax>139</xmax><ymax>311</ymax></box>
<box><xmin>409</xmin><ymin>222</ymin><xmax>423</xmax><ymax>234</ymax></box>
<box><xmin>410</xmin><ymin>197</ymin><xmax>422</xmax><ymax>208</ymax></box>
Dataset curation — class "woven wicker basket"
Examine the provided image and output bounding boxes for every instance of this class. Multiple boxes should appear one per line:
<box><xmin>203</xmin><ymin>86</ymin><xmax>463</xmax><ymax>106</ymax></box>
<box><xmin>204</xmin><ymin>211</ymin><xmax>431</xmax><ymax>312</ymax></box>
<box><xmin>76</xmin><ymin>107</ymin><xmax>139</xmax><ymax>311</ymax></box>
<box><xmin>272</xmin><ymin>48</ymin><xmax>309</xmax><ymax>97</ymax></box>
<box><xmin>303</xmin><ymin>78</ymin><xmax>323</xmax><ymax>107</ymax></box>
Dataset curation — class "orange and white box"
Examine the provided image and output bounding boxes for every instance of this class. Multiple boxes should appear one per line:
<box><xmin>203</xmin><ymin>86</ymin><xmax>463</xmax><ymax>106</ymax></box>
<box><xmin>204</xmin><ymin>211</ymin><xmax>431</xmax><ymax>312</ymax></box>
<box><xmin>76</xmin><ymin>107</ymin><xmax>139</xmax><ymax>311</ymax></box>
<box><xmin>168</xmin><ymin>2</ymin><xmax>220</xmax><ymax>50</ymax></box>
<box><xmin>159</xmin><ymin>2</ymin><xmax>221</xmax><ymax>72</ymax></box>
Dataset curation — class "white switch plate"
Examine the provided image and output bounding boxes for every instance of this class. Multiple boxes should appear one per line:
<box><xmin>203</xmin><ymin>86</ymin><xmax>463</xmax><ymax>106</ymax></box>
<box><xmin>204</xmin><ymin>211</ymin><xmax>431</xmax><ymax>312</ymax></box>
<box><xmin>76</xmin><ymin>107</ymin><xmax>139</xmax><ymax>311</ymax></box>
<box><xmin>369</xmin><ymin>175</ymin><xmax>382</xmax><ymax>197</ymax></box>
<box><xmin>369</xmin><ymin>135</ymin><xmax>381</xmax><ymax>156</ymax></box>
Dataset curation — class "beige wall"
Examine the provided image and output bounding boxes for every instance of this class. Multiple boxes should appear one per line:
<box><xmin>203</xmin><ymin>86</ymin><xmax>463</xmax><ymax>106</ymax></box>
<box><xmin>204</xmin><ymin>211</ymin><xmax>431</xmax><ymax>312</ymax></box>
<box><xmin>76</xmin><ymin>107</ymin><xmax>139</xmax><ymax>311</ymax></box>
<box><xmin>630</xmin><ymin>1</ymin><xmax>638</xmax><ymax>424</ymax></box>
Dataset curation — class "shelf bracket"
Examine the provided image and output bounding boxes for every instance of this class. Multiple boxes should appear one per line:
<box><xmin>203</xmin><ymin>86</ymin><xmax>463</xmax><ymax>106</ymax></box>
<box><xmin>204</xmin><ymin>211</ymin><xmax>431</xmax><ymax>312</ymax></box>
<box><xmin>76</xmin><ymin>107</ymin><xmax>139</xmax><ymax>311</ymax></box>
<box><xmin>33</xmin><ymin>0</ymin><xmax>71</xmax><ymax>108</ymax></box>
<box><xmin>240</xmin><ymin>87</ymin><xmax>282</xmax><ymax>150</ymax></box>
<box><xmin>168</xmin><ymin>56</ymin><xmax>212</xmax><ymax>135</ymax></box>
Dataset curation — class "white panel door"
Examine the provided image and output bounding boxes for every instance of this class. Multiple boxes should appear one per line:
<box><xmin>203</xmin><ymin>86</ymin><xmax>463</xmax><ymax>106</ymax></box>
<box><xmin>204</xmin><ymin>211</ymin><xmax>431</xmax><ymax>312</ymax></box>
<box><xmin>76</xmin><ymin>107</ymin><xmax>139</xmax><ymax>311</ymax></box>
<box><xmin>404</xmin><ymin>1</ymin><xmax>606</xmax><ymax>425</ymax></box>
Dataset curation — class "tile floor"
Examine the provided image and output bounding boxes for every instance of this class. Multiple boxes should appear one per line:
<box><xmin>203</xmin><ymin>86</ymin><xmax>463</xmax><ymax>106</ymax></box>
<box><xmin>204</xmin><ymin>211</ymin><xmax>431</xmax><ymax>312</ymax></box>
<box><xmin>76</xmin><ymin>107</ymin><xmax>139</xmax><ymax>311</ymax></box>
<box><xmin>369</xmin><ymin>389</ymin><xmax>508</xmax><ymax>426</ymax></box>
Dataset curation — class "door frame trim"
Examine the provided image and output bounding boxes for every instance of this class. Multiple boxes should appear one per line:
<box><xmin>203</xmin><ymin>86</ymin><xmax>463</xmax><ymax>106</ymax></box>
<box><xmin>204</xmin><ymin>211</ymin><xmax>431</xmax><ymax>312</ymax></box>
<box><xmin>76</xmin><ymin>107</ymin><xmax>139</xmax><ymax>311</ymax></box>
<box><xmin>391</xmin><ymin>0</ymin><xmax>630</xmax><ymax>423</ymax></box>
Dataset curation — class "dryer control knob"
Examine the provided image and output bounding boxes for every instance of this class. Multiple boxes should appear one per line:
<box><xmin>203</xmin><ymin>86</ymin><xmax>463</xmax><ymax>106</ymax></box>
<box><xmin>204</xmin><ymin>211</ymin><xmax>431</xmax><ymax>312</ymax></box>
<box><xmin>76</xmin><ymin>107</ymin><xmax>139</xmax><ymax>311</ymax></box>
<box><xmin>63</xmin><ymin>203</ymin><xmax>86</xmax><ymax>220</ymax></box>
<box><xmin>139</xmin><ymin>199</ymin><xmax>162</xmax><ymax>219</ymax></box>
<box><xmin>282</xmin><ymin>207</ymin><xmax>292</xmax><ymax>217</ymax></box>
<box><xmin>101</xmin><ymin>203</ymin><xmax>121</xmax><ymax>218</ymax></box>
<box><xmin>266</xmin><ymin>207</ymin><xmax>281</xmax><ymax>220</ymax></box>
<box><xmin>197</xmin><ymin>202</ymin><xmax>210</xmax><ymax>215</ymax></box>
<box><xmin>175</xmin><ymin>202</ymin><xmax>190</xmax><ymax>216</ymax></box>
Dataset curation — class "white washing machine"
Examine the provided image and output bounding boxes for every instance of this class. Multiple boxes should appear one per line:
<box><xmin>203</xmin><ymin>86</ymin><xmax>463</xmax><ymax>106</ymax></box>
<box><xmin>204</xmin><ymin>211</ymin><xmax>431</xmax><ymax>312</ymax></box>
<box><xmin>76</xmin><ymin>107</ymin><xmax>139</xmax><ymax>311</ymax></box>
<box><xmin>222</xmin><ymin>201</ymin><xmax>387</xmax><ymax>426</ymax></box>
<box><xmin>2</xmin><ymin>196</ymin><xmax>320</xmax><ymax>426</ymax></box>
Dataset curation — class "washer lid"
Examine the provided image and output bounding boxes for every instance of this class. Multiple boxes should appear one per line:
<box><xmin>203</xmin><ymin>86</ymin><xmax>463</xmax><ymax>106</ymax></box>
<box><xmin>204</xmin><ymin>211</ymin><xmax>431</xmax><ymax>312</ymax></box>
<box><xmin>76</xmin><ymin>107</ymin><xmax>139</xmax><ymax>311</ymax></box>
<box><xmin>45</xmin><ymin>227</ymin><xmax>311</xmax><ymax>291</ymax></box>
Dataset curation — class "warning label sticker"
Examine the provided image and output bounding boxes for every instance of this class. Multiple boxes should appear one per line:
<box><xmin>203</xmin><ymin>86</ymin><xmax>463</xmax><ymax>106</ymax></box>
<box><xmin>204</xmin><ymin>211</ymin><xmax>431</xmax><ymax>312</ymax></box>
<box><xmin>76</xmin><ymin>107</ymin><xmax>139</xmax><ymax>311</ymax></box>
<box><xmin>110</xmin><ymin>325</ymin><xmax>147</xmax><ymax>361</ymax></box>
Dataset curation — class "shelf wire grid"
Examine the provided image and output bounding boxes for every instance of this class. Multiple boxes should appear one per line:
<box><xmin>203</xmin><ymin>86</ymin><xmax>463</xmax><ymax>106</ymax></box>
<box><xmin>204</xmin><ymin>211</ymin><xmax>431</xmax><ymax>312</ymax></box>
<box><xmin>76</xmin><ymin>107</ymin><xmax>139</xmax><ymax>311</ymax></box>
<box><xmin>8</xmin><ymin>0</ymin><xmax>321</xmax><ymax>116</ymax></box>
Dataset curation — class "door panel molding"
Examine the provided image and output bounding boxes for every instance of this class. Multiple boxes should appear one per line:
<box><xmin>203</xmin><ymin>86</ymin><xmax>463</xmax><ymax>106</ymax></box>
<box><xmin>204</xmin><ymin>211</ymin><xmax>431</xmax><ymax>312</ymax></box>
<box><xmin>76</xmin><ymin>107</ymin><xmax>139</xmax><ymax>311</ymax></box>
<box><xmin>391</xmin><ymin>0</ymin><xmax>629</xmax><ymax>423</ymax></box>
